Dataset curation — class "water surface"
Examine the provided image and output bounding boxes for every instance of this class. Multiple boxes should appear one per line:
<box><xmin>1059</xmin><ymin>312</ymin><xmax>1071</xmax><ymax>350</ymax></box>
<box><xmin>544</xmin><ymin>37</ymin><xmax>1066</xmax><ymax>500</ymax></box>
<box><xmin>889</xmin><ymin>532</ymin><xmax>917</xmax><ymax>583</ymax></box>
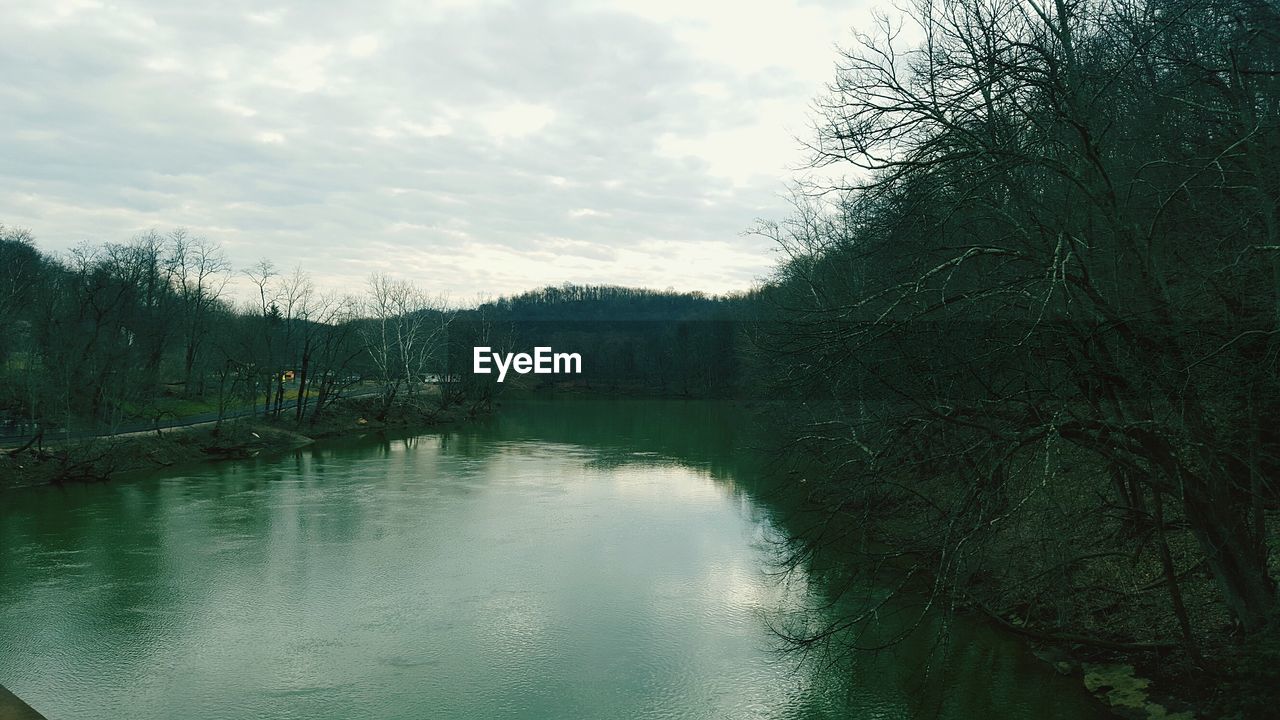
<box><xmin>0</xmin><ymin>399</ymin><xmax>1104</xmax><ymax>719</ymax></box>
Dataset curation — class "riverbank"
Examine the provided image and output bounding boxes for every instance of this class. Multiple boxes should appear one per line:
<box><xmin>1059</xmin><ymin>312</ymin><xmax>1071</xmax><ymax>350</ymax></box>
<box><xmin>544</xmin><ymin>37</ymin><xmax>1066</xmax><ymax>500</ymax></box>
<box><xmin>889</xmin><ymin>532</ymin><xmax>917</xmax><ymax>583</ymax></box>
<box><xmin>1001</xmin><ymin>625</ymin><xmax>1280</xmax><ymax>720</ymax></box>
<box><xmin>952</xmin><ymin>484</ymin><xmax>1280</xmax><ymax>720</ymax></box>
<box><xmin>0</xmin><ymin>685</ymin><xmax>45</xmax><ymax>720</ymax></box>
<box><xmin>756</xmin><ymin>416</ymin><xmax>1280</xmax><ymax>720</ymax></box>
<box><xmin>0</xmin><ymin>395</ymin><xmax>483</xmax><ymax>490</ymax></box>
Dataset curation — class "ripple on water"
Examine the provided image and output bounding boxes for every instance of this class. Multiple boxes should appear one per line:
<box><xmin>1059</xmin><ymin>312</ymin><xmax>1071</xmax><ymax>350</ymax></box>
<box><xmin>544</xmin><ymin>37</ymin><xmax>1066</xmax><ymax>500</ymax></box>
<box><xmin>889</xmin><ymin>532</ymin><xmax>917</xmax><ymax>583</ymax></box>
<box><xmin>0</xmin><ymin>407</ymin><xmax>1109</xmax><ymax>720</ymax></box>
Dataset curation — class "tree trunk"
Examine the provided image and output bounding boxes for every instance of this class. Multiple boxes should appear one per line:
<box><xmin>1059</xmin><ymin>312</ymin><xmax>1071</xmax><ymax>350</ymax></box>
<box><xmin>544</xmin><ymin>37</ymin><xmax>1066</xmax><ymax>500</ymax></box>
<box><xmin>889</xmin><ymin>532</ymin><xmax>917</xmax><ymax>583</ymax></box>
<box><xmin>1182</xmin><ymin>479</ymin><xmax>1275</xmax><ymax>632</ymax></box>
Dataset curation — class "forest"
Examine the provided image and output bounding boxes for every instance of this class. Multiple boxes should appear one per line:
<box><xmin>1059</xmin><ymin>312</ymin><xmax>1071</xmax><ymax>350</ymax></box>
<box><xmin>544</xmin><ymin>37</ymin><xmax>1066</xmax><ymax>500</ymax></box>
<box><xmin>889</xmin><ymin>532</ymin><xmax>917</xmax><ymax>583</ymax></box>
<box><xmin>748</xmin><ymin>0</ymin><xmax>1280</xmax><ymax>714</ymax></box>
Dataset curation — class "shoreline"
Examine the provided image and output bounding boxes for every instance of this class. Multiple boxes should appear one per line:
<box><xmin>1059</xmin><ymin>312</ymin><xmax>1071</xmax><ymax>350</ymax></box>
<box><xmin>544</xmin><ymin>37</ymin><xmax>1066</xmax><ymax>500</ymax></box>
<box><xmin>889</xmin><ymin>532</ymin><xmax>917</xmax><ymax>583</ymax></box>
<box><xmin>0</xmin><ymin>685</ymin><xmax>46</xmax><ymax>720</ymax></box>
<box><xmin>0</xmin><ymin>395</ymin><xmax>482</xmax><ymax>491</ymax></box>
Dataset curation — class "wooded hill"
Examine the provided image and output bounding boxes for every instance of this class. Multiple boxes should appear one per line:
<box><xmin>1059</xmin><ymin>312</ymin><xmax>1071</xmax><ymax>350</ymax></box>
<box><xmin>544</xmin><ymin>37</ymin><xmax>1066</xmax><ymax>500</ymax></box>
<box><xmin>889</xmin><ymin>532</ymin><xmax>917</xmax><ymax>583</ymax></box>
<box><xmin>447</xmin><ymin>284</ymin><xmax>746</xmax><ymax>400</ymax></box>
<box><xmin>747</xmin><ymin>0</ymin><xmax>1280</xmax><ymax>713</ymax></box>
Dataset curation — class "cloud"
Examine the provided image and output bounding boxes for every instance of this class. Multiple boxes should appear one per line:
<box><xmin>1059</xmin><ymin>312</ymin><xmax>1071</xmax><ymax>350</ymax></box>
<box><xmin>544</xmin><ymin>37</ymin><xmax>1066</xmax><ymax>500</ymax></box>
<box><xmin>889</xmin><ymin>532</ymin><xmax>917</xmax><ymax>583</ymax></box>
<box><xmin>347</xmin><ymin>34</ymin><xmax>380</xmax><ymax>58</ymax></box>
<box><xmin>0</xmin><ymin>0</ymin><xmax>878</xmax><ymax>301</ymax></box>
<box><xmin>477</xmin><ymin>102</ymin><xmax>556</xmax><ymax>140</ymax></box>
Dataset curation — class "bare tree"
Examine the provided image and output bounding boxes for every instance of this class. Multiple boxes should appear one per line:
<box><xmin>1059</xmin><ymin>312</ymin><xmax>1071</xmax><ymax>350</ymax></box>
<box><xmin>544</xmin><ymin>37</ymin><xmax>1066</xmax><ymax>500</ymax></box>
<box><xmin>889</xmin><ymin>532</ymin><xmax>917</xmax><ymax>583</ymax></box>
<box><xmin>760</xmin><ymin>0</ymin><xmax>1280</xmax><ymax>665</ymax></box>
<box><xmin>359</xmin><ymin>273</ymin><xmax>452</xmax><ymax>418</ymax></box>
<box><xmin>243</xmin><ymin>260</ymin><xmax>281</xmax><ymax>416</ymax></box>
<box><xmin>166</xmin><ymin>229</ymin><xmax>230</xmax><ymax>394</ymax></box>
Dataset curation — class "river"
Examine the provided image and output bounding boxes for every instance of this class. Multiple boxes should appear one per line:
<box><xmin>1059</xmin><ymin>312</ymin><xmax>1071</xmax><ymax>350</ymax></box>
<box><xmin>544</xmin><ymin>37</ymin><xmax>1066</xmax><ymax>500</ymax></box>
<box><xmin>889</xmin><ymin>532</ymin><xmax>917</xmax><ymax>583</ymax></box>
<box><xmin>0</xmin><ymin>399</ymin><xmax>1107</xmax><ymax>719</ymax></box>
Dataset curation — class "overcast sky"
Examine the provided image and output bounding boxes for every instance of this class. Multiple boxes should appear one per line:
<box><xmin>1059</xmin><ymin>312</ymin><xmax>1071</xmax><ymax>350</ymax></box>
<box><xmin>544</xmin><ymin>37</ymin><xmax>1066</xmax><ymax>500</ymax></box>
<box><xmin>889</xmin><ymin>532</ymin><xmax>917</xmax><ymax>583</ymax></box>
<box><xmin>1</xmin><ymin>0</ymin><xmax>875</xmax><ymax>302</ymax></box>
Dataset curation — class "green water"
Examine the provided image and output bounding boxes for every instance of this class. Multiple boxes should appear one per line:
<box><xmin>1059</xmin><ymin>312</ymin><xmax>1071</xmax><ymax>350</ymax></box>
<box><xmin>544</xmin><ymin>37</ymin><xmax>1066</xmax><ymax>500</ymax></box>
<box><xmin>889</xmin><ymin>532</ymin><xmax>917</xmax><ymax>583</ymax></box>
<box><xmin>0</xmin><ymin>399</ymin><xmax>1105</xmax><ymax>719</ymax></box>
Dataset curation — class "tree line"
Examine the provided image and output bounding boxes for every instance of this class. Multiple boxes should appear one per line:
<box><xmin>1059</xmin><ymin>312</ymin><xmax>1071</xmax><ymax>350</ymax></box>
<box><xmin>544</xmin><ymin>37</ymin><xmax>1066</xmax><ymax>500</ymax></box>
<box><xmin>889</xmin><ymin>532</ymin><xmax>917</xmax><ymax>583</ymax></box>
<box><xmin>748</xmin><ymin>0</ymin><xmax>1279</xmax><ymax>696</ymax></box>
<box><xmin>0</xmin><ymin>230</ymin><xmax>746</xmax><ymax>441</ymax></box>
<box><xmin>0</xmin><ymin>227</ymin><xmax>466</xmax><ymax>437</ymax></box>
<box><xmin>457</xmin><ymin>285</ymin><xmax>745</xmax><ymax>398</ymax></box>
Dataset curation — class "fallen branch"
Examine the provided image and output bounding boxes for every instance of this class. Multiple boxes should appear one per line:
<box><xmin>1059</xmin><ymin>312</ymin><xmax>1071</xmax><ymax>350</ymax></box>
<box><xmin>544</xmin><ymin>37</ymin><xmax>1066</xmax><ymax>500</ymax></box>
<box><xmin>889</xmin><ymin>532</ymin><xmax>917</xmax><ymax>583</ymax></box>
<box><xmin>974</xmin><ymin>599</ymin><xmax>1177</xmax><ymax>652</ymax></box>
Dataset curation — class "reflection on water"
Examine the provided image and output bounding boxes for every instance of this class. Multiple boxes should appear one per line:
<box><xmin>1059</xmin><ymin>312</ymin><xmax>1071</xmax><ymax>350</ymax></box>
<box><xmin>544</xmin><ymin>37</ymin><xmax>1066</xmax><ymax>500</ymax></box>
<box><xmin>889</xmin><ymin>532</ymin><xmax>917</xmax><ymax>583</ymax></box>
<box><xmin>0</xmin><ymin>399</ymin><xmax>1104</xmax><ymax>719</ymax></box>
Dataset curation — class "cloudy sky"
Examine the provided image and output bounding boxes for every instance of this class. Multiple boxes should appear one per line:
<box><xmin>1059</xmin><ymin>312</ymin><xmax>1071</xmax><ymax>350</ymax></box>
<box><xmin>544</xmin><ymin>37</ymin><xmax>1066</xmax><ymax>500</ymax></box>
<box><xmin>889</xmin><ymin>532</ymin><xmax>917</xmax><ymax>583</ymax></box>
<box><xmin>1</xmin><ymin>0</ymin><xmax>875</xmax><ymax>301</ymax></box>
